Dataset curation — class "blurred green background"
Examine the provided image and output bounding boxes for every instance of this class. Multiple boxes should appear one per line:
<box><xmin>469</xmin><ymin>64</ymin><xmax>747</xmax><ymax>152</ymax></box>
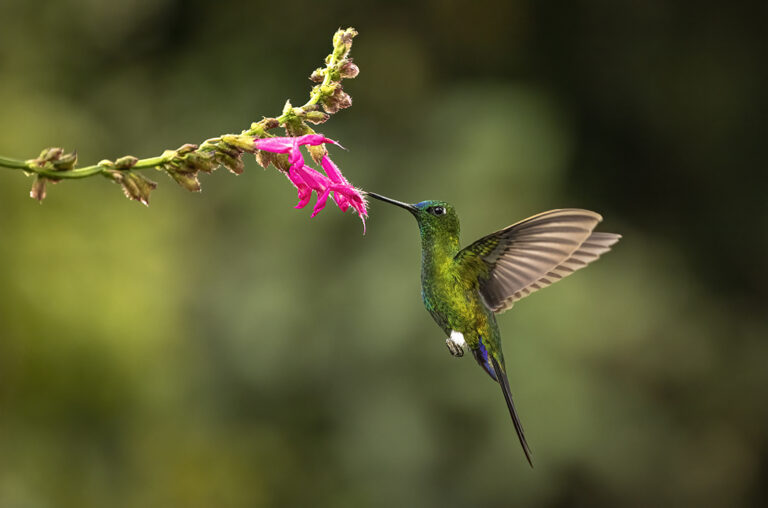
<box><xmin>0</xmin><ymin>1</ymin><xmax>765</xmax><ymax>507</ymax></box>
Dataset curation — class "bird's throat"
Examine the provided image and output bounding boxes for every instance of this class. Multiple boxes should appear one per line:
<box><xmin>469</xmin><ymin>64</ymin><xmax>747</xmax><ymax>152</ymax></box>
<box><xmin>419</xmin><ymin>230</ymin><xmax>460</xmax><ymax>289</ymax></box>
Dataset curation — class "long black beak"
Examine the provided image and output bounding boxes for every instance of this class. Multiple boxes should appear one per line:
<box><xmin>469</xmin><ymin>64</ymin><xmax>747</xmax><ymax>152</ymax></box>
<box><xmin>366</xmin><ymin>192</ymin><xmax>417</xmax><ymax>214</ymax></box>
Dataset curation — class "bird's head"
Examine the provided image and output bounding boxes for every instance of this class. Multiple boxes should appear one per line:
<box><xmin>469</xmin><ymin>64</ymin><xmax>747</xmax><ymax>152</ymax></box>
<box><xmin>367</xmin><ymin>193</ymin><xmax>460</xmax><ymax>240</ymax></box>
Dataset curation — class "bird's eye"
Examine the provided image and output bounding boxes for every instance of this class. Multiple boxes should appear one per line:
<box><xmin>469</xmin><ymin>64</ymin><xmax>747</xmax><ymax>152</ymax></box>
<box><xmin>431</xmin><ymin>206</ymin><xmax>446</xmax><ymax>216</ymax></box>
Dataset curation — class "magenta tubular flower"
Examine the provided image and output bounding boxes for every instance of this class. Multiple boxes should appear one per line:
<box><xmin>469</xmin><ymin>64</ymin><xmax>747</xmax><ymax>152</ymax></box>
<box><xmin>254</xmin><ymin>134</ymin><xmax>341</xmax><ymax>154</ymax></box>
<box><xmin>254</xmin><ymin>135</ymin><xmax>367</xmax><ymax>230</ymax></box>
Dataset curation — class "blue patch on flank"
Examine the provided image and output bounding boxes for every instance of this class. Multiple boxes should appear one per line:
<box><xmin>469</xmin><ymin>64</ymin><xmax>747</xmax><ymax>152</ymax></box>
<box><xmin>477</xmin><ymin>337</ymin><xmax>498</xmax><ymax>381</ymax></box>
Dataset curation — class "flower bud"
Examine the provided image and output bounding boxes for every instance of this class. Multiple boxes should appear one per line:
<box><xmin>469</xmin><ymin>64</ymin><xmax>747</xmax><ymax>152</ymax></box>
<box><xmin>321</xmin><ymin>86</ymin><xmax>352</xmax><ymax>114</ymax></box>
<box><xmin>305</xmin><ymin>111</ymin><xmax>330</xmax><ymax>124</ymax></box>
<box><xmin>336</xmin><ymin>91</ymin><xmax>352</xmax><ymax>109</ymax></box>
<box><xmin>177</xmin><ymin>143</ymin><xmax>198</xmax><ymax>155</ymax></box>
<box><xmin>263</xmin><ymin>118</ymin><xmax>280</xmax><ymax>129</ymax></box>
<box><xmin>38</xmin><ymin>147</ymin><xmax>63</xmax><ymax>162</ymax></box>
<box><xmin>115</xmin><ymin>155</ymin><xmax>138</xmax><ymax>169</ymax></box>
<box><xmin>51</xmin><ymin>151</ymin><xmax>78</xmax><ymax>171</ymax></box>
<box><xmin>332</xmin><ymin>28</ymin><xmax>357</xmax><ymax>60</ymax></box>
<box><xmin>338</xmin><ymin>60</ymin><xmax>359</xmax><ymax>79</ymax></box>
<box><xmin>215</xmin><ymin>151</ymin><xmax>244</xmax><ymax>175</ymax></box>
<box><xmin>308</xmin><ymin>144</ymin><xmax>326</xmax><ymax>165</ymax></box>
<box><xmin>284</xmin><ymin>120</ymin><xmax>311</xmax><ymax>138</ymax></box>
<box><xmin>255</xmin><ymin>150</ymin><xmax>273</xmax><ymax>169</ymax></box>
<box><xmin>250</xmin><ymin>117</ymin><xmax>280</xmax><ymax>136</ymax></box>
<box><xmin>222</xmin><ymin>134</ymin><xmax>257</xmax><ymax>153</ymax></box>
<box><xmin>110</xmin><ymin>171</ymin><xmax>157</xmax><ymax>206</ymax></box>
<box><xmin>340</xmin><ymin>28</ymin><xmax>357</xmax><ymax>48</ymax></box>
<box><xmin>30</xmin><ymin>177</ymin><xmax>47</xmax><ymax>202</ymax></box>
<box><xmin>183</xmin><ymin>151</ymin><xmax>218</xmax><ymax>173</ymax></box>
<box><xmin>309</xmin><ymin>68</ymin><xmax>325</xmax><ymax>83</ymax></box>
<box><xmin>167</xmin><ymin>169</ymin><xmax>201</xmax><ymax>192</ymax></box>
<box><xmin>273</xmin><ymin>153</ymin><xmax>291</xmax><ymax>172</ymax></box>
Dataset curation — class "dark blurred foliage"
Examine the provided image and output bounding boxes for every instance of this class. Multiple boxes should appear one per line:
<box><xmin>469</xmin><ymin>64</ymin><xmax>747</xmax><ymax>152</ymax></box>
<box><xmin>0</xmin><ymin>1</ymin><xmax>765</xmax><ymax>507</ymax></box>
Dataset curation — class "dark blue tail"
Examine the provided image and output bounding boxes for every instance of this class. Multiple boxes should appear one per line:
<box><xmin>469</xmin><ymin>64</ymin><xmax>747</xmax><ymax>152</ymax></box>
<box><xmin>471</xmin><ymin>336</ymin><xmax>498</xmax><ymax>381</ymax></box>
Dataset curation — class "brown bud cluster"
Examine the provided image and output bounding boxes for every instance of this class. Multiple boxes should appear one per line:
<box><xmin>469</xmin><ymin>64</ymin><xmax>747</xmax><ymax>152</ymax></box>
<box><xmin>115</xmin><ymin>155</ymin><xmax>138</xmax><ymax>169</ymax></box>
<box><xmin>31</xmin><ymin>147</ymin><xmax>78</xmax><ymax>172</ymax></box>
<box><xmin>106</xmin><ymin>170</ymin><xmax>157</xmax><ymax>206</ymax></box>
<box><xmin>166</xmin><ymin>167</ymin><xmax>201</xmax><ymax>192</ymax></box>
<box><xmin>332</xmin><ymin>28</ymin><xmax>357</xmax><ymax>60</ymax></box>
<box><xmin>305</xmin><ymin>111</ymin><xmax>330</xmax><ymax>124</ymax></box>
<box><xmin>321</xmin><ymin>85</ymin><xmax>352</xmax><ymax>114</ymax></box>
<box><xmin>253</xmin><ymin>150</ymin><xmax>289</xmax><ymax>173</ymax></box>
<box><xmin>310</xmin><ymin>68</ymin><xmax>325</xmax><ymax>83</ymax></box>
<box><xmin>25</xmin><ymin>147</ymin><xmax>78</xmax><ymax>201</ymax></box>
<box><xmin>214</xmin><ymin>145</ymin><xmax>245</xmax><ymax>175</ymax></box>
<box><xmin>338</xmin><ymin>60</ymin><xmax>359</xmax><ymax>79</ymax></box>
<box><xmin>30</xmin><ymin>177</ymin><xmax>47</xmax><ymax>202</ymax></box>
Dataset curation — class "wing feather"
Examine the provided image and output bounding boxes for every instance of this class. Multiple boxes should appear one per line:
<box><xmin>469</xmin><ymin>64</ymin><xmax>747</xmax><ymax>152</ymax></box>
<box><xmin>456</xmin><ymin>209</ymin><xmax>620</xmax><ymax>313</ymax></box>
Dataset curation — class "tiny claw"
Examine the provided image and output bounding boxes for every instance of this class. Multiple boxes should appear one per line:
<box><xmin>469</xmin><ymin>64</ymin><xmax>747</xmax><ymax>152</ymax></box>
<box><xmin>445</xmin><ymin>338</ymin><xmax>465</xmax><ymax>357</ymax></box>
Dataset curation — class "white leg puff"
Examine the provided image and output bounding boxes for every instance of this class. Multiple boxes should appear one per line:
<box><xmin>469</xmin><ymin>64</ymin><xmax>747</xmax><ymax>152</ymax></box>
<box><xmin>445</xmin><ymin>330</ymin><xmax>466</xmax><ymax>357</ymax></box>
<box><xmin>449</xmin><ymin>330</ymin><xmax>466</xmax><ymax>347</ymax></box>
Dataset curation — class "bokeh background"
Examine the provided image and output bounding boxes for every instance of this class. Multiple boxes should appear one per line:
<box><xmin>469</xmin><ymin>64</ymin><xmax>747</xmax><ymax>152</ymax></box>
<box><xmin>0</xmin><ymin>1</ymin><xmax>765</xmax><ymax>507</ymax></box>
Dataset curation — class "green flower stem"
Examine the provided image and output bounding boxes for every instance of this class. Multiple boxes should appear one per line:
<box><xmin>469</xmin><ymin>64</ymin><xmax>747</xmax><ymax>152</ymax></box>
<box><xmin>0</xmin><ymin>155</ymin><xmax>28</xmax><ymax>169</ymax></box>
<box><xmin>0</xmin><ymin>27</ymin><xmax>358</xmax><ymax>204</ymax></box>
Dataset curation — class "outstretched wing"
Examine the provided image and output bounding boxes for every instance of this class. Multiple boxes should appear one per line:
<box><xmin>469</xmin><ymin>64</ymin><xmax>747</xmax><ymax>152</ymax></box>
<box><xmin>455</xmin><ymin>209</ymin><xmax>619</xmax><ymax>313</ymax></box>
<box><xmin>507</xmin><ymin>231</ymin><xmax>621</xmax><ymax>306</ymax></box>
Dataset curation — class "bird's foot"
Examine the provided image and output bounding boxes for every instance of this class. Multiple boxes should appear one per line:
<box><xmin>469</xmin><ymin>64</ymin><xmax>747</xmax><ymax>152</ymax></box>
<box><xmin>445</xmin><ymin>337</ymin><xmax>465</xmax><ymax>357</ymax></box>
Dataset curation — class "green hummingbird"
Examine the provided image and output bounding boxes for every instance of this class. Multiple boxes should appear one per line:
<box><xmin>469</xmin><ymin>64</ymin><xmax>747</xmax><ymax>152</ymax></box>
<box><xmin>367</xmin><ymin>193</ymin><xmax>620</xmax><ymax>466</ymax></box>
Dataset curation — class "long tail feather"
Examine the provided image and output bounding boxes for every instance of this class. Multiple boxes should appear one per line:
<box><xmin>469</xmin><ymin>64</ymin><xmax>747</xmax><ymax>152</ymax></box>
<box><xmin>491</xmin><ymin>356</ymin><xmax>533</xmax><ymax>467</ymax></box>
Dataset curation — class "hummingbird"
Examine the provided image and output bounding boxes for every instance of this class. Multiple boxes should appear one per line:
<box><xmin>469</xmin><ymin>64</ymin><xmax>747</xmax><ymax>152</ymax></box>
<box><xmin>367</xmin><ymin>193</ymin><xmax>620</xmax><ymax>466</ymax></box>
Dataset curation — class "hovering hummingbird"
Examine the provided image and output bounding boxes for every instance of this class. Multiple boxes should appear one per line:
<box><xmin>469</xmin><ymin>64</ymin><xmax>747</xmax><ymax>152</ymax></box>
<box><xmin>367</xmin><ymin>193</ymin><xmax>620</xmax><ymax>466</ymax></box>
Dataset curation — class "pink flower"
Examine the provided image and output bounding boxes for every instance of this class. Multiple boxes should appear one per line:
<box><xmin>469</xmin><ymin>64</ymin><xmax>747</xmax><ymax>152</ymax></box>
<box><xmin>254</xmin><ymin>135</ymin><xmax>368</xmax><ymax>231</ymax></box>
<box><xmin>253</xmin><ymin>134</ymin><xmax>341</xmax><ymax>153</ymax></box>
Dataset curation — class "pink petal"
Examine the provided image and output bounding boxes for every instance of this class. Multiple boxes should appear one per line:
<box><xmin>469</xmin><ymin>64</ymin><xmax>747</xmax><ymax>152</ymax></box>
<box><xmin>311</xmin><ymin>188</ymin><xmax>332</xmax><ymax>218</ymax></box>
<box><xmin>320</xmin><ymin>154</ymin><xmax>349</xmax><ymax>185</ymax></box>
<box><xmin>294</xmin><ymin>165</ymin><xmax>331</xmax><ymax>193</ymax></box>
<box><xmin>329</xmin><ymin>183</ymin><xmax>368</xmax><ymax>231</ymax></box>
<box><xmin>334</xmin><ymin>193</ymin><xmax>350</xmax><ymax>212</ymax></box>
<box><xmin>296</xmin><ymin>193</ymin><xmax>312</xmax><ymax>209</ymax></box>
<box><xmin>254</xmin><ymin>138</ymin><xmax>294</xmax><ymax>153</ymax></box>
<box><xmin>254</xmin><ymin>134</ymin><xmax>342</xmax><ymax>154</ymax></box>
<box><xmin>294</xmin><ymin>134</ymin><xmax>343</xmax><ymax>149</ymax></box>
<box><xmin>288</xmin><ymin>166</ymin><xmax>313</xmax><ymax>209</ymax></box>
<box><xmin>289</xmin><ymin>139</ymin><xmax>304</xmax><ymax>166</ymax></box>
